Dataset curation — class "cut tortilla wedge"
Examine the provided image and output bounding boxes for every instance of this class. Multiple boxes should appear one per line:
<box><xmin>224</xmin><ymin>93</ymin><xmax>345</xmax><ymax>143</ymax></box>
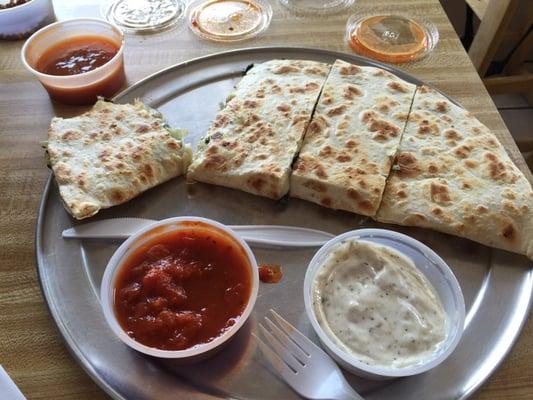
<box><xmin>376</xmin><ymin>86</ymin><xmax>533</xmax><ymax>260</ymax></box>
<box><xmin>47</xmin><ymin>99</ymin><xmax>192</xmax><ymax>219</ymax></box>
<box><xmin>187</xmin><ymin>59</ymin><xmax>331</xmax><ymax>199</ymax></box>
<box><xmin>290</xmin><ymin>59</ymin><xmax>417</xmax><ymax>216</ymax></box>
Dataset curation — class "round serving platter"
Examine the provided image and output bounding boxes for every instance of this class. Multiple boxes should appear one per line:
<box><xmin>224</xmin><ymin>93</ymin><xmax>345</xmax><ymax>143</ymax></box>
<box><xmin>36</xmin><ymin>47</ymin><xmax>533</xmax><ymax>400</ymax></box>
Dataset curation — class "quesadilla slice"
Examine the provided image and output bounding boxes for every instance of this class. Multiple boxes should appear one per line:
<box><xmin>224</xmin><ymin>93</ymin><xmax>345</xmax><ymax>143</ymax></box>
<box><xmin>376</xmin><ymin>86</ymin><xmax>533</xmax><ymax>259</ymax></box>
<box><xmin>46</xmin><ymin>99</ymin><xmax>192</xmax><ymax>219</ymax></box>
<box><xmin>290</xmin><ymin>59</ymin><xmax>417</xmax><ymax>216</ymax></box>
<box><xmin>187</xmin><ymin>59</ymin><xmax>331</xmax><ymax>199</ymax></box>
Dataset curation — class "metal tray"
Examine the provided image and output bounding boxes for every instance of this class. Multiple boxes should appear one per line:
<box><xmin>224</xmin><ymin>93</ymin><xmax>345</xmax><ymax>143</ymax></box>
<box><xmin>36</xmin><ymin>47</ymin><xmax>533</xmax><ymax>400</ymax></box>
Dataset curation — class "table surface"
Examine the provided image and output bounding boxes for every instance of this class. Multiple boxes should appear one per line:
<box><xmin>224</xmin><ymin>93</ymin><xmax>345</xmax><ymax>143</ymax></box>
<box><xmin>0</xmin><ymin>0</ymin><xmax>531</xmax><ymax>399</ymax></box>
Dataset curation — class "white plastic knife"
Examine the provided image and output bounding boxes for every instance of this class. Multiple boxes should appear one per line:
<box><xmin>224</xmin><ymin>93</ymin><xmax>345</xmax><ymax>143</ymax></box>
<box><xmin>62</xmin><ymin>218</ymin><xmax>335</xmax><ymax>248</ymax></box>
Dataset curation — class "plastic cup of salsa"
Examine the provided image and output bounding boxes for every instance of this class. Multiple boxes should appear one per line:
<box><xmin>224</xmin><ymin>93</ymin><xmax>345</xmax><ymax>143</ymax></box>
<box><xmin>100</xmin><ymin>216</ymin><xmax>259</xmax><ymax>360</ymax></box>
<box><xmin>21</xmin><ymin>18</ymin><xmax>125</xmax><ymax>105</ymax></box>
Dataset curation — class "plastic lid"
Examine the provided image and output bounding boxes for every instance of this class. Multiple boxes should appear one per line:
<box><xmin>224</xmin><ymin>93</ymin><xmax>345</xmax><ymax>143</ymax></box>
<box><xmin>102</xmin><ymin>0</ymin><xmax>185</xmax><ymax>33</ymax></box>
<box><xmin>187</xmin><ymin>0</ymin><xmax>272</xmax><ymax>42</ymax></box>
<box><xmin>279</xmin><ymin>0</ymin><xmax>355</xmax><ymax>15</ymax></box>
<box><xmin>346</xmin><ymin>14</ymin><xmax>439</xmax><ymax>63</ymax></box>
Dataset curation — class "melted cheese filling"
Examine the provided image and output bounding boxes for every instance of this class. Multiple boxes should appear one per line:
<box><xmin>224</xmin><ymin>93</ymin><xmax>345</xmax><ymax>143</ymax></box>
<box><xmin>313</xmin><ymin>240</ymin><xmax>447</xmax><ymax>369</ymax></box>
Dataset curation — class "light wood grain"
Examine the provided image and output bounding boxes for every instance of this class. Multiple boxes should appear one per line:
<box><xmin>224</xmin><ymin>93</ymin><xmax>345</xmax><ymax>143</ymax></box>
<box><xmin>0</xmin><ymin>0</ymin><xmax>531</xmax><ymax>399</ymax></box>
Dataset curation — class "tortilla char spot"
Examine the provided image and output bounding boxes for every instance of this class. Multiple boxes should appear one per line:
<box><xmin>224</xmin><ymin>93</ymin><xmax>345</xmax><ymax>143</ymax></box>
<box><xmin>213</xmin><ymin>114</ymin><xmax>229</xmax><ymax>128</ymax></box>
<box><xmin>430</xmin><ymin>182</ymin><xmax>451</xmax><ymax>205</ymax></box>
<box><xmin>358</xmin><ymin>200</ymin><xmax>373</xmax><ymax>212</ymax></box>
<box><xmin>221</xmin><ymin>140</ymin><xmax>238</xmax><ymax>150</ymax></box>
<box><xmin>404</xmin><ymin>213</ymin><xmax>428</xmax><ymax>224</ymax></box>
<box><xmin>454</xmin><ymin>145</ymin><xmax>472</xmax><ymax>159</ymax></box>
<box><xmin>428</xmin><ymin>164</ymin><xmax>439</xmax><ymax>174</ymax></box>
<box><xmin>444</xmin><ymin>129</ymin><xmax>462</xmax><ymax>140</ymax></box>
<box><xmin>207</xmin><ymin>145</ymin><xmax>219</xmax><ymax>155</ymax></box>
<box><xmin>319</xmin><ymin>145</ymin><xmax>333</xmax><ymax>157</ymax></box>
<box><xmin>321</xmin><ymin>197</ymin><xmax>332</xmax><ymax>207</ymax></box>
<box><xmin>387</xmin><ymin>81</ymin><xmax>408</xmax><ymax>93</ymax></box>
<box><xmin>432</xmin><ymin>207</ymin><xmax>443</xmax><ymax>216</ymax></box>
<box><xmin>418</xmin><ymin>121</ymin><xmax>440</xmax><ymax>135</ymax></box>
<box><xmin>397</xmin><ymin>190</ymin><xmax>407</xmax><ymax>199</ymax></box>
<box><xmin>502</xmin><ymin>223</ymin><xmax>516</xmax><ymax>241</ymax></box>
<box><xmin>339</xmin><ymin>65</ymin><xmax>361</xmax><ymax>75</ymax></box>
<box><xmin>369</xmin><ymin>119</ymin><xmax>400</xmax><ymax>141</ymax></box>
<box><xmin>248</xmin><ymin>177</ymin><xmax>266</xmax><ymax>191</ymax></box>
<box><xmin>244</xmin><ymin>100</ymin><xmax>258</xmax><ymax>109</ymax></box>
<box><xmin>142</xmin><ymin>164</ymin><xmax>154</xmax><ymax>179</ymax></box>
<box><xmin>358</xmin><ymin>178</ymin><xmax>367</xmax><ymax>188</ymax></box>
<box><xmin>462</xmin><ymin>180</ymin><xmax>473</xmax><ymax>189</ymax></box>
<box><xmin>277</xmin><ymin>103</ymin><xmax>291</xmax><ymax>112</ymax></box>
<box><xmin>348</xmin><ymin>188</ymin><xmax>360</xmax><ymax>200</ymax></box>
<box><xmin>204</xmin><ymin>154</ymin><xmax>227</xmax><ymax>170</ymax></box>
<box><xmin>102</xmin><ymin>132</ymin><xmax>112</xmax><ymax>141</ymax></box>
<box><xmin>255</xmin><ymin>89</ymin><xmax>265</xmax><ymax>99</ymax></box>
<box><xmin>303</xmin><ymin>180</ymin><xmax>327</xmax><ymax>193</ymax></box>
<box><xmin>111</xmin><ymin>189</ymin><xmax>125</xmax><ymax>203</ymax></box>
<box><xmin>327</xmin><ymin>105</ymin><xmax>347</xmax><ymax>117</ymax></box>
<box><xmin>345</xmin><ymin>139</ymin><xmax>358</xmax><ymax>149</ymax></box>
<box><xmin>397</xmin><ymin>152</ymin><xmax>421</xmax><ymax>177</ymax></box>
<box><xmin>435</xmin><ymin>101</ymin><xmax>450</xmax><ymax>113</ymax></box>
<box><xmin>304</xmin><ymin>66</ymin><xmax>325</xmax><ymax>75</ymax></box>
<box><xmin>61</xmin><ymin>130</ymin><xmax>81</xmax><ymax>141</ymax></box>
<box><xmin>337</xmin><ymin>121</ymin><xmax>349</xmax><ymax>130</ymax></box>
<box><xmin>360</xmin><ymin>110</ymin><xmax>377</xmax><ymax>123</ymax></box>
<box><xmin>472</xmin><ymin>126</ymin><xmax>481</xmax><ymax>134</ymax></box>
<box><xmin>484</xmin><ymin>152</ymin><xmax>509</xmax><ymax>180</ymax></box>
<box><xmin>322</xmin><ymin>96</ymin><xmax>334</xmax><ymax>105</ymax></box>
<box><xmin>290</xmin><ymin>87</ymin><xmax>306</xmax><ymax>94</ymax></box>
<box><xmin>314</xmin><ymin>164</ymin><xmax>328</xmax><ymax>178</ymax></box>
<box><xmin>336</xmin><ymin>154</ymin><xmax>351</xmax><ymax>162</ymax></box>
<box><xmin>343</xmin><ymin>85</ymin><xmax>363</xmax><ymax>100</ymax></box>
<box><xmin>273</xmin><ymin>65</ymin><xmax>301</xmax><ymax>74</ymax></box>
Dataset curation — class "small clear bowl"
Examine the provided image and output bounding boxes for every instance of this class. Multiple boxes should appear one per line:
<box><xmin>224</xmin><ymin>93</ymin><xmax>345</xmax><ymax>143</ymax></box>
<box><xmin>21</xmin><ymin>18</ymin><xmax>126</xmax><ymax>105</ymax></box>
<box><xmin>0</xmin><ymin>0</ymin><xmax>55</xmax><ymax>40</ymax></box>
<box><xmin>345</xmin><ymin>13</ymin><xmax>439</xmax><ymax>63</ymax></box>
<box><xmin>101</xmin><ymin>0</ymin><xmax>185</xmax><ymax>34</ymax></box>
<box><xmin>100</xmin><ymin>216</ymin><xmax>259</xmax><ymax>360</ymax></box>
<box><xmin>303</xmin><ymin>228</ymin><xmax>465</xmax><ymax>379</ymax></box>
<box><xmin>187</xmin><ymin>0</ymin><xmax>272</xmax><ymax>42</ymax></box>
<box><xmin>279</xmin><ymin>0</ymin><xmax>355</xmax><ymax>15</ymax></box>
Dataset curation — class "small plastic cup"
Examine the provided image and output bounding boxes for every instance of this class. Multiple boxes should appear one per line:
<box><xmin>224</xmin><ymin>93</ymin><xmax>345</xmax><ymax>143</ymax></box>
<box><xmin>304</xmin><ymin>228</ymin><xmax>465</xmax><ymax>380</ymax></box>
<box><xmin>21</xmin><ymin>18</ymin><xmax>126</xmax><ymax>105</ymax></box>
<box><xmin>100</xmin><ymin>216</ymin><xmax>259</xmax><ymax>360</ymax></box>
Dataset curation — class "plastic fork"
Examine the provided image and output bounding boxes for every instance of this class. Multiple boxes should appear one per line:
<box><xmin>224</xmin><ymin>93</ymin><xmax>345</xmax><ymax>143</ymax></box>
<box><xmin>254</xmin><ymin>310</ymin><xmax>364</xmax><ymax>400</ymax></box>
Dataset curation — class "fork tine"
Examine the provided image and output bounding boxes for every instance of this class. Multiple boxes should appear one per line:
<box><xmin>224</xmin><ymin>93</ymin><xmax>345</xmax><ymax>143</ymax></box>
<box><xmin>252</xmin><ymin>332</ymin><xmax>295</xmax><ymax>378</ymax></box>
<box><xmin>258</xmin><ymin>323</ymin><xmax>302</xmax><ymax>373</ymax></box>
<box><xmin>264</xmin><ymin>317</ymin><xmax>309</xmax><ymax>364</ymax></box>
<box><xmin>270</xmin><ymin>309</ymin><xmax>316</xmax><ymax>354</ymax></box>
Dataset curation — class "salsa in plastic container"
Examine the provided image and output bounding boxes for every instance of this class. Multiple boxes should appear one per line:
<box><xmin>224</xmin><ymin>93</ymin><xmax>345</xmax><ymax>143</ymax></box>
<box><xmin>187</xmin><ymin>0</ymin><xmax>272</xmax><ymax>42</ymax></box>
<box><xmin>346</xmin><ymin>13</ymin><xmax>439</xmax><ymax>63</ymax></box>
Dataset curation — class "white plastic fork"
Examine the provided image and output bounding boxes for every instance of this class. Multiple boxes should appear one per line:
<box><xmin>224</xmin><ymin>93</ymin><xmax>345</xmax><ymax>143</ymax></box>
<box><xmin>254</xmin><ymin>310</ymin><xmax>364</xmax><ymax>400</ymax></box>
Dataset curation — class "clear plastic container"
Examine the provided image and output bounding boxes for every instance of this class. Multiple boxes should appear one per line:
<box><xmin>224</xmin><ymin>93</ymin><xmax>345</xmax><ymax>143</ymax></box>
<box><xmin>21</xmin><ymin>18</ymin><xmax>125</xmax><ymax>105</ymax></box>
<box><xmin>100</xmin><ymin>216</ymin><xmax>259</xmax><ymax>360</ymax></box>
<box><xmin>101</xmin><ymin>0</ymin><xmax>185</xmax><ymax>33</ymax></box>
<box><xmin>279</xmin><ymin>0</ymin><xmax>355</xmax><ymax>15</ymax></box>
<box><xmin>304</xmin><ymin>228</ymin><xmax>465</xmax><ymax>379</ymax></box>
<box><xmin>345</xmin><ymin>13</ymin><xmax>439</xmax><ymax>63</ymax></box>
<box><xmin>0</xmin><ymin>0</ymin><xmax>55</xmax><ymax>40</ymax></box>
<box><xmin>187</xmin><ymin>0</ymin><xmax>272</xmax><ymax>42</ymax></box>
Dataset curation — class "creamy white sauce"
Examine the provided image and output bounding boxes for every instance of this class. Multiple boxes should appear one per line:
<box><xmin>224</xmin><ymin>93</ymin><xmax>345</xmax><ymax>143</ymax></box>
<box><xmin>313</xmin><ymin>240</ymin><xmax>447</xmax><ymax>369</ymax></box>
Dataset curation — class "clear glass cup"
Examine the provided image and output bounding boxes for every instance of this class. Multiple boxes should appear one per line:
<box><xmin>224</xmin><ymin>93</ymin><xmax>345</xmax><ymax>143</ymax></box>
<box><xmin>21</xmin><ymin>18</ymin><xmax>126</xmax><ymax>105</ymax></box>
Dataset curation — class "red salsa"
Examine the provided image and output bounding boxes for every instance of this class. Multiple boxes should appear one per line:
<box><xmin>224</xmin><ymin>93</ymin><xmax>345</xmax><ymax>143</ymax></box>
<box><xmin>36</xmin><ymin>36</ymin><xmax>119</xmax><ymax>76</ymax></box>
<box><xmin>114</xmin><ymin>226</ymin><xmax>252</xmax><ymax>351</ymax></box>
<box><xmin>258</xmin><ymin>264</ymin><xmax>282</xmax><ymax>283</ymax></box>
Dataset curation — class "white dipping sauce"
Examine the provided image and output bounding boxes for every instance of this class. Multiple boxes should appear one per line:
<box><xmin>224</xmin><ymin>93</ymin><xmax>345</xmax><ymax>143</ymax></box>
<box><xmin>312</xmin><ymin>240</ymin><xmax>447</xmax><ymax>369</ymax></box>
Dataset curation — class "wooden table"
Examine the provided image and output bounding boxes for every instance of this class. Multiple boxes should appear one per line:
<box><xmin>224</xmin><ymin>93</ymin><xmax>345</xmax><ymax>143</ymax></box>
<box><xmin>0</xmin><ymin>0</ymin><xmax>531</xmax><ymax>398</ymax></box>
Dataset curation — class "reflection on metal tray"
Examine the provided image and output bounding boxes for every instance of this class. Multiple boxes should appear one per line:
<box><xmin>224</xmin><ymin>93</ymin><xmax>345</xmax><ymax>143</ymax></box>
<box><xmin>36</xmin><ymin>47</ymin><xmax>533</xmax><ymax>400</ymax></box>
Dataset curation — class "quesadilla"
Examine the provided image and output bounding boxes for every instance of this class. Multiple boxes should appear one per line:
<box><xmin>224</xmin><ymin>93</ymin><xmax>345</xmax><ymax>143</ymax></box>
<box><xmin>46</xmin><ymin>99</ymin><xmax>192</xmax><ymax>219</ymax></box>
<box><xmin>376</xmin><ymin>86</ymin><xmax>533</xmax><ymax>259</ymax></box>
<box><xmin>290</xmin><ymin>59</ymin><xmax>417</xmax><ymax>216</ymax></box>
<box><xmin>187</xmin><ymin>59</ymin><xmax>331</xmax><ymax>199</ymax></box>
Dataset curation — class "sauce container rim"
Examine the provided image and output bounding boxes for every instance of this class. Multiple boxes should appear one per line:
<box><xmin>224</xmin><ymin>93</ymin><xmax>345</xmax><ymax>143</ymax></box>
<box><xmin>303</xmin><ymin>228</ymin><xmax>465</xmax><ymax>379</ymax></box>
<box><xmin>20</xmin><ymin>17</ymin><xmax>125</xmax><ymax>82</ymax></box>
<box><xmin>100</xmin><ymin>216</ymin><xmax>260</xmax><ymax>359</ymax></box>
